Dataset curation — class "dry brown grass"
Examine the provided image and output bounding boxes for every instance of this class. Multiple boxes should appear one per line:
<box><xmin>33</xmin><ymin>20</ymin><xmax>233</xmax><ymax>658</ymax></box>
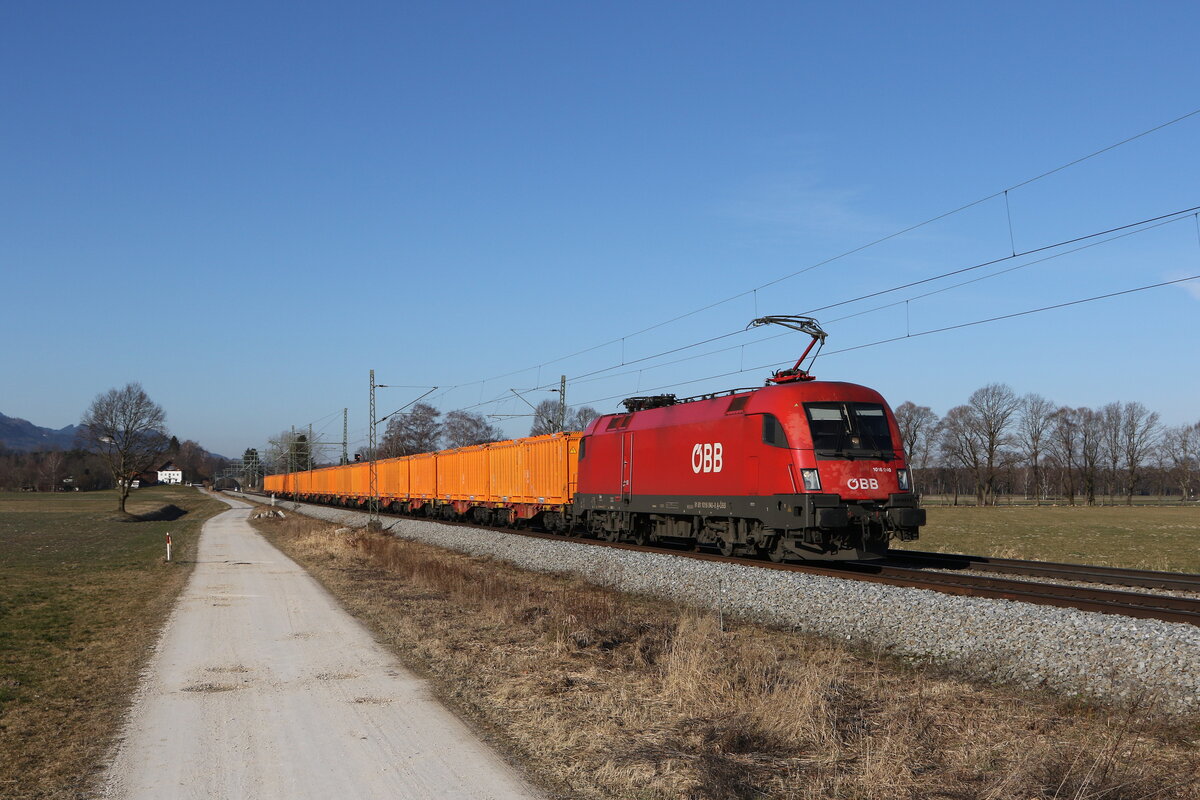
<box><xmin>255</xmin><ymin>515</ymin><xmax>1200</xmax><ymax>800</ymax></box>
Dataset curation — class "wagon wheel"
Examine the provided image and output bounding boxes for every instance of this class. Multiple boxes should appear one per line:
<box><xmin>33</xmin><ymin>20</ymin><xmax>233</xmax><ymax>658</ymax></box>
<box><xmin>716</xmin><ymin>537</ymin><xmax>738</xmax><ymax>557</ymax></box>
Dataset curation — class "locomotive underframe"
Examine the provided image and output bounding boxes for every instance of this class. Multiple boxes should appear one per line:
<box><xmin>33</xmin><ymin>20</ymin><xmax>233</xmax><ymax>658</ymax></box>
<box><xmin>285</xmin><ymin>490</ymin><xmax>923</xmax><ymax>562</ymax></box>
<box><xmin>573</xmin><ymin>491</ymin><xmax>923</xmax><ymax>560</ymax></box>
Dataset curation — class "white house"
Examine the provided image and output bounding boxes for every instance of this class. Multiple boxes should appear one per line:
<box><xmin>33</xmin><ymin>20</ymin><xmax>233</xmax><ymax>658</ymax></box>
<box><xmin>157</xmin><ymin>463</ymin><xmax>183</xmax><ymax>485</ymax></box>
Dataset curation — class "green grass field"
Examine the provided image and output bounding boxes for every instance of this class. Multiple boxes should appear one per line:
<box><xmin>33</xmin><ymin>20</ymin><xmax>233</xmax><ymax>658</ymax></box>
<box><xmin>898</xmin><ymin>504</ymin><xmax>1200</xmax><ymax>572</ymax></box>
<box><xmin>0</xmin><ymin>486</ymin><xmax>226</xmax><ymax>799</ymax></box>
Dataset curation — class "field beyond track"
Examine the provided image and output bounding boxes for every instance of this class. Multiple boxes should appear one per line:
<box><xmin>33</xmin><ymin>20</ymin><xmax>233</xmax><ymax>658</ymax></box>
<box><xmin>899</xmin><ymin>505</ymin><xmax>1200</xmax><ymax>572</ymax></box>
<box><xmin>0</xmin><ymin>486</ymin><xmax>226</xmax><ymax>799</ymax></box>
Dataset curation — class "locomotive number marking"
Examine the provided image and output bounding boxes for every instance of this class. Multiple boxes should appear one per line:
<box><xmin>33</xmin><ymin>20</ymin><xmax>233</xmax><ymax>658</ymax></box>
<box><xmin>691</xmin><ymin>443</ymin><xmax>723</xmax><ymax>474</ymax></box>
<box><xmin>847</xmin><ymin>478</ymin><xmax>879</xmax><ymax>490</ymax></box>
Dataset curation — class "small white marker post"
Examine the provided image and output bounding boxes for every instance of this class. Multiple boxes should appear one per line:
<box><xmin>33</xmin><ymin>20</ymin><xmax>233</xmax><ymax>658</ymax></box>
<box><xmin>166</xmin><ymin>532</ymin><xmax>172</xmax><ymax>562</ymax></box>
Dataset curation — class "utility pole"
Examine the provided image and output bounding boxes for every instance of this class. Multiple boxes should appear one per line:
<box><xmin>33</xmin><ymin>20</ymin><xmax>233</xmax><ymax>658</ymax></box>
<box><xmin>368</xmin><ymin>370</ymin><xmax>380</xmax><ymax>529</ymax></box>
<box><xmin>557</xmin><ymin>374</ymin><xmax>567</xmax><ymax>433</ymax></box>
<box><xmin>366</xmin><ymin>377</ymin><xmax>438</xmax><ymax>530</ymax></box>
<box><xmin>342</xmin><ymin>408</ymin><xmax>349</xmax><ymax>466</ymax></box>
<box><xmin>289</xmin><ymin>425</ymin><xmax>297</xmax><ymax>503</ymax></box>
<box><xmin>307</xmin><ymin>424</ymin><xmax>314</xmax><ymax>471</ymax></box>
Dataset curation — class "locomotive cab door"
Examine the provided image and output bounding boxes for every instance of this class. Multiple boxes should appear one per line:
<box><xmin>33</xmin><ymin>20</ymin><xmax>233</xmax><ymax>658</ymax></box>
<box><xmin>620</xmin><ymin>432</ymin><xmax>634</xmax><ymax>503</ymax></box>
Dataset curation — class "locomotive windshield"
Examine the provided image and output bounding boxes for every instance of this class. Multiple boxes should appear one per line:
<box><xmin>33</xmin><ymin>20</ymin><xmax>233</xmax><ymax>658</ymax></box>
<box><xmin>803</xmin><ymin>402</ymin><xmax>895</xmax><ymax>460</ymax></box>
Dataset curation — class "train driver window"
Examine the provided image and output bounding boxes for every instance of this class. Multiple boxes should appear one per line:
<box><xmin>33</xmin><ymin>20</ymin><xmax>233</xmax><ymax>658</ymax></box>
<box><xmin>761</xmin><ymin>414</ymin><xmax>790</xmax><ymax>448</ymax></box>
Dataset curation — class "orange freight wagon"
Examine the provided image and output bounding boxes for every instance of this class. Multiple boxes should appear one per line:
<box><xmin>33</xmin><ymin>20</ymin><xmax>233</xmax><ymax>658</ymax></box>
<box><xmin>265</xmin><ymin>431</ymin><xmax>581</xmax><ymax>529</ymax></box>
<box><xmin>438</xmin><ymin>444</ymin><xmax>492</xmax><ymax>506</ymax></box>
<box><xmin>409</xmin><ymin>452</ymin><xmax>437</xmax><ymax>505</ymax></box>
<box><xmin>377</xmin><ymin>456</ymin><xmax>410</xmax><ymax>505</ymax></box>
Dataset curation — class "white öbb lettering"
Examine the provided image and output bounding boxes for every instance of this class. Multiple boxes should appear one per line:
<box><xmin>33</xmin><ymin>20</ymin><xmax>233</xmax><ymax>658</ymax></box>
<box><xmin>690</xmin><ymin>442</ymin><xmax>723</xmax><ymax>474</ymax></box>
<box><xmin>847</xmin><ymin>477</ymin><xmax>879</xmax><ymax>490</ymax></box>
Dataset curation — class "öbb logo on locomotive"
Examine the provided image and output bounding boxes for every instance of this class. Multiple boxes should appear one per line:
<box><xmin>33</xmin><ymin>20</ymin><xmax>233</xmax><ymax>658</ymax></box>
<box><xmin>690</xmin><ymin>442</ymin><xmax>724</xmax><ymax>474</ymax></box>
<box><xmin>264</xmin><ymin>315</ymin><xmax>926</xmax><ymax>562</ymax></box>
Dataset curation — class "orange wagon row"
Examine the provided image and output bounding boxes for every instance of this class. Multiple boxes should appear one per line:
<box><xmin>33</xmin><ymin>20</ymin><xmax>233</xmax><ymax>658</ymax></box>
<box><xmin>263</xmin><ymin>432</ymin><xmax>583</xmax><ymax>524</ymax></box>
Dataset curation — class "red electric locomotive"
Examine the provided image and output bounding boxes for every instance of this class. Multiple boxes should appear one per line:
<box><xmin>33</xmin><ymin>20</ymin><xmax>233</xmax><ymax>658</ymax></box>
<box><xmin>574</xmin><ymin>316</ymin><xmax>924</xmax><ymax>560</ymax></box>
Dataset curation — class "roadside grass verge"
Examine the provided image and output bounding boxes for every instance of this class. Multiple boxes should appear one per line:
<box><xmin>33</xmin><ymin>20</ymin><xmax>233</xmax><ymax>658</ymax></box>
<box><xmin>897</xmin><ymin>505</ymin><xmax>1200</xmax><ymax>572</ymax></box>
<box><xmin>255</xmin><ymin>514</ymin><xmax>1200</xmax><ymax>800</ymax></box>
<box><xmin>0</xmin><ymin>487</ymin><xmax>227</xmax><ymax>799</ymax></box>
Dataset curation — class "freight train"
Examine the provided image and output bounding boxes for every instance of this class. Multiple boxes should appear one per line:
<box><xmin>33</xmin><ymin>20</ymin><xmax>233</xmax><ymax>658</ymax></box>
<box><xmin>264</xmin><ymin>317</ymin><xmax>924</xmax><ymax>560</ymax></box>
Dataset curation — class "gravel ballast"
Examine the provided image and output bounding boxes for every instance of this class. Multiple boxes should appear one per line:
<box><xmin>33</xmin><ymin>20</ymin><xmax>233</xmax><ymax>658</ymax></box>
<box><xmin>243</xmin><ymin>493</ymin><xmax>1200</xmax><ymax>714</ymax></box>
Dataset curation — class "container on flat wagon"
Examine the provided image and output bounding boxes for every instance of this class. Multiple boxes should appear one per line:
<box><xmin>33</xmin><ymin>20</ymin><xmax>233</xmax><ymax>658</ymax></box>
<box><xmin>376</xmin><ymin>457</ymin><xmax>410</xmax><ymax>501</ymax></box>
<box><xmin>409</xmin><ymin>452</ymin><xmax>437</xmax><ymax>499</ymax></box>
<box><xmin>438</xmin><ymin>444</ymin><xmax>492</xmax><ymax>502</ymax></box>
<box><xmin>333</xmin><ymin>463</ymin><xmax>352</xmax><ymax>498</ymax></box>
<box><xmin>490</xmin><ymin>433</ymin><xmax>581</xmax><ymax>505</ymax></box>
<box><xmin>346</xmin><ymin>461</ymin><xmax>371</xmax><ymax>501</ymax></box>
<box><xmin>313</xmin><ymin>465</ymin><xmax>338</xmax><ymax>497</ymax></box>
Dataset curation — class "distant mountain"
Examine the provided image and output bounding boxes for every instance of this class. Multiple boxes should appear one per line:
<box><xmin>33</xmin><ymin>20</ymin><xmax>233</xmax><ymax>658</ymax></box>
<box><xmin>0</xmin><ymin>413</ymin><xmax>83</xmax><ymax>452</ymax></box>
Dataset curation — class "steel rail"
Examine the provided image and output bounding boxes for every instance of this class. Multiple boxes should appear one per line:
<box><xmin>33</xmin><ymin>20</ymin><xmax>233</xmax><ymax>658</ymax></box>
<box><xmin>885</xmin><ymin>549</ymin><xmax>1200</xmax><ymax>592</ymax></box>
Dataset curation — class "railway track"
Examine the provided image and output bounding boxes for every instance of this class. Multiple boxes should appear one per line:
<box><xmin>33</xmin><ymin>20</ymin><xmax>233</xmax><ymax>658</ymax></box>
<box><xmin>515</xmin><ymin>532</ymin><xmax>1200</xmax><ymax>626</ymax></box>
<box><xmin>240</xmin><ymin>492</ymin><xmax>1200</xmax><ymax>627</ymax></box>
<box><xmin>884</xmin><ymin>548</ymin><xmax>1200</xmax><ymax>592</ymax></box>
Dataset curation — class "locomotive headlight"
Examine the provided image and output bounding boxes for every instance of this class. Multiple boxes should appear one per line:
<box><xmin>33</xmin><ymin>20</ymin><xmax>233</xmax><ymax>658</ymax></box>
<box><xmin>897</xmin><ymin>468</ymin><xmax>911</xmax><ymax>492</ymax></box>
<box><xmin>800</xmin><ymin>468</ymin><xmax>821</xmax><ymax>491</ymax></box>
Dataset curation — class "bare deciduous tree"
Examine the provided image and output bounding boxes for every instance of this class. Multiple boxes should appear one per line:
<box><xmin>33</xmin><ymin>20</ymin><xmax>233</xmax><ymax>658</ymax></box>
<box><xmin>379</xmin><ymin>403</ymin><xmax>442</xmax><ymax>457</ymax></box>
<box><xmin>567</xmin><ymin>406</ymin><xmax>601</xmax><ymax>432</ymax></box>
<box><xmin>938</xmin><ymin>405</ymin><xmax>980</xmax><ymax>505</ymax></box>
<box><xmin>1078</xmin><ymin>408</ymin><xmax>1103</xmax><ymax>505</ymax></box>
<box><xmin>442</xmin><ymin>410</ymin><xmax>502</xmax><ymax>448</ymax></box>
<box><xmin>893</xmin><ymin>401</ymin><xmax>940</xmax><ymax>494</ymax></box>
<box><xmin>1161</xmin><ymin>422</ymin><xmax>1199</xmax><ymax>502</ymax></box>
<box><xmin>1099</xmin><ymin>402</ymin><xmax>1123</xmax><ymax>501</ymax></box>
<box><xmin>1016</xmin><ymin>393</ymin><xmax>1056</xmax><ymax>504</ymax></box>
<box><xmin>940</xmin><ymin>384</ymin><xmax>1020</xmax><ymax>505</ymax></box>
<box><xmin>80</xmin><ymin>383</ymin><xmax>168</xmax><ymax>513</ymax></box>
<box><xmin>37</xmin><ymin>451</ymin><xmax>65</xmax><ymax>492</ymax></box>
<box><xmin>529</xmin><ymin>399</ymin><xmax>562</xmax><ymax>436</ymax></box>
<box><xmin>1047</xmin><ymin>407</ymin><xmax>1081</xmax><ymax>505</ymax></box>
<box><xmin>1120</xmin><ymin>402</ymin><xmax>1160</xmax><ymax>505</ymax></box>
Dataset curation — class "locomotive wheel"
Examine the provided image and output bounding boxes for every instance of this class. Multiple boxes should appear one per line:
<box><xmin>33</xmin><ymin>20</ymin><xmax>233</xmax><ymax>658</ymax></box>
<box><xmin>762</xmin><ymin>537</ymin><xmax>787</xmax><ymax>563</ymax></box>
<box><xmin>716</xmin><ymin>538</ymin><xmax>737</xmax><ymax>557</ymax></box>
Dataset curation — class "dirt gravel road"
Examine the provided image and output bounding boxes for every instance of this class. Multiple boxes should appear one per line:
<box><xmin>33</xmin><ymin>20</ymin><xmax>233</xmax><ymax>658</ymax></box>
<box><xmin>102</xmin><ymin>493</ymin><xmax>545</xmax><ymax>800</ymax></box>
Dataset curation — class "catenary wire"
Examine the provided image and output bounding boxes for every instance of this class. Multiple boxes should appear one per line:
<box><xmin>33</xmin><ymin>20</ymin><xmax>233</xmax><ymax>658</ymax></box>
<box><xmin>461</xmin><ymin>107</ymin><xmax>1200</xmax><ymax>386</ymax></box>
<box><xmin>570</xmin><ymin>274</ymin><xmax>1200</xmax><ymax>408</ymax></box>
<box><xmin>456</xmin><ymin>203</ymin><xmax>1200</xmax><ymax>401</ymax></box>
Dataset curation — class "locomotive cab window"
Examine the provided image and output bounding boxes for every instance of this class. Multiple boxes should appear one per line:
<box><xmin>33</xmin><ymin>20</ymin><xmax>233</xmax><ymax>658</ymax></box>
<box><xmin>761</xmin><ymin>414</ymin><xmax>789</xmax><ymax>448</ymax></box>
<box><xmin>803</xmin><ymin>402</ymin><xmax>895</xmax><ymax>460</ymax></box>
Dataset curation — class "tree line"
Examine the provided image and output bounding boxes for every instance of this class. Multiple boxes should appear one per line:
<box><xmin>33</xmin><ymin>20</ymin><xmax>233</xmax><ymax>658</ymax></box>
<box><xmin>0</xmin><ymin>383</ymin><xmax>228</xmax><ymax>512</ymax></box>
<box><xmin>265</xmin><ymin>401</ymin><xmax>601</xmax><ymax>472</ymax></box>
<box><xmin>895</xmin><ymin>383</ymin><xmax>1199</xmax><ymax>505</ymax></box>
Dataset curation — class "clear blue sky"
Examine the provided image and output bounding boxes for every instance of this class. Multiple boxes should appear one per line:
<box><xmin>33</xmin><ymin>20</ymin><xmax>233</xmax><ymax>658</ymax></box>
<box><xmin>3</xmin><ymin>1</ymin><xmax>1199</xmax><ymax>459</ymax></box>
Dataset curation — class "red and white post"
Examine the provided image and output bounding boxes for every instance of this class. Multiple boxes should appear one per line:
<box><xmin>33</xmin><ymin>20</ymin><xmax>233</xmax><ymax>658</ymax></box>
<box><xmin>166</xmin><ymin>532</ymin><xmax>172</xmax><ymax>562</ymax></box>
